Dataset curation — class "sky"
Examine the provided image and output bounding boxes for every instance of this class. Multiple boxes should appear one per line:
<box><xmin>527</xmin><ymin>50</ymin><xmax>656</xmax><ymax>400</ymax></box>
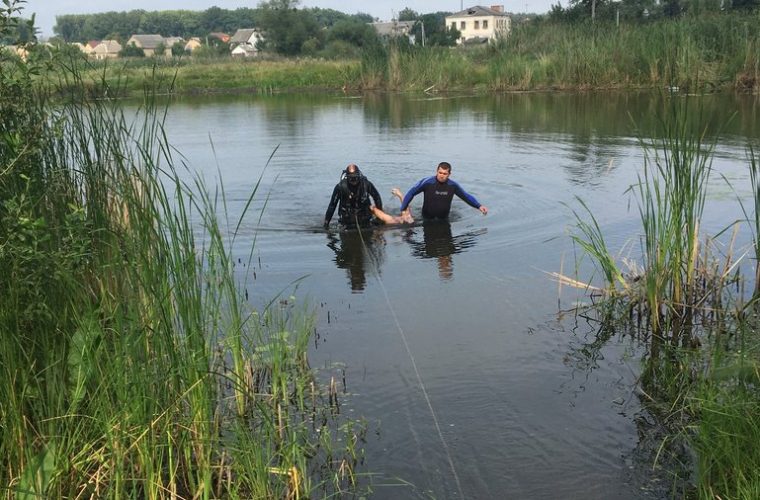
<box><xmin>22</xmin><ymin>0</ymin><xmax>557</xmax><ymax>38</ymax></box>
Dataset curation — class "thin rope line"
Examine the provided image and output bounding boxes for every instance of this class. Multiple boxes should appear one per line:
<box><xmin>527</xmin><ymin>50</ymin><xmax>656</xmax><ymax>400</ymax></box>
<box><xmin>355</xmin><ymin>220</ymin><xmax>465</xmax><ymax>499</ymax></box>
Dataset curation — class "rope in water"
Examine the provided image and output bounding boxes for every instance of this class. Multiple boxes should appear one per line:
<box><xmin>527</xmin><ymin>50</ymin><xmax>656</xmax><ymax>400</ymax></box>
<box><xmin>354</xmin><ymin>218</ymin><xmax>465</xmax><ymax>498</ymax></box>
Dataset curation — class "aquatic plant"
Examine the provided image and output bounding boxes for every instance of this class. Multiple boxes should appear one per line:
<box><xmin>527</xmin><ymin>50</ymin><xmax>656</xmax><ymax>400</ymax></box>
<box><xmin>0</xmin><ymin>4</ymin><xmax>364</xmax><ymax>497</ymax></box>
<box><xmin>565</xmin><ymin>95</ymin><xmax>760</xmax><ymax>496</ymax></box>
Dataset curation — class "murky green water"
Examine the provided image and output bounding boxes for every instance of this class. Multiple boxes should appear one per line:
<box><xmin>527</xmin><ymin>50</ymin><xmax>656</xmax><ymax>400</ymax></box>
<box><xmin>158</xmin><ymin>91</ymin><xmax>759</xmax><ymax>498</ymax></box>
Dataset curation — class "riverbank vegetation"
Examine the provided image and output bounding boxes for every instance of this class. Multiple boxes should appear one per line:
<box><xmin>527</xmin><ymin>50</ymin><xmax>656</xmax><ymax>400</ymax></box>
<box><xmin>1</xmin><ymin>3</ymin><xmax>364</xmax><ymax>497</ymax></box>
<box><xmin>6</xmin><ymin>0</ymin><xmax>758</xmax><ymax>95</ymax></box>
<box><xmin>22</xmin><ymin>11</ymin><xmax>759</xmax><ymax>96</ymax></box>
<box><xmin>565</xmin><ymin>99</ymin><xmax>760</xmax><ymax>497</ymax></box>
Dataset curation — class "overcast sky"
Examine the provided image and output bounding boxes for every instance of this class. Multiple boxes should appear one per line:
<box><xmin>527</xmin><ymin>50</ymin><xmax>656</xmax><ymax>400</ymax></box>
<box><xmin>23</xmin><ymin>0</ymin><xmax>557</xmax><ymax>38</ymax></box>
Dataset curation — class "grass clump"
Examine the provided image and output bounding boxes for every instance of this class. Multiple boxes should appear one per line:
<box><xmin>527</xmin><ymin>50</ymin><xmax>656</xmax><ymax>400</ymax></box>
<box><xmin>564</xmin><ymin>96</ymin><xmax>760</xmax><ymax>496</ymax></box>
<box><xmin>1</xmin><ymin>3</ymin><xmax>364</xmax><ymax>498</ymax></box>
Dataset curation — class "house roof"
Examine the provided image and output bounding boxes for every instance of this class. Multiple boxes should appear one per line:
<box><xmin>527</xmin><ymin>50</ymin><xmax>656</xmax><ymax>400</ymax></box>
<box><xmin>230</xmin><ymin>28</ymin><xmax>259</xmax><ymax>44</ymax></box>
<box><xmin>370</xmin><ymin>20</ymin><xmax>415</xmax><ymax>37</ymax></box>
<box><xmin>208</xmin><ymin>32</ymin><xmax>230</xmax><ymax>42</ymax></box>
<box><xmin>128</xmin><ymin>34</ymin><xmax>164</xmax><ymax>49</ymax></box>
<box><xmin>448</xmin><ymin>6</ymin><xmax>509</xmax><ymax>18</ymax></box>
<box><xmin>163</xmin><ymin>36</ymin><xmax>184</xmax><ymax>47</ymax></box>
<box><xmin>92</xmin><ymin>40</ymin><xmax>122</xmax><ymax>54</ymax></box>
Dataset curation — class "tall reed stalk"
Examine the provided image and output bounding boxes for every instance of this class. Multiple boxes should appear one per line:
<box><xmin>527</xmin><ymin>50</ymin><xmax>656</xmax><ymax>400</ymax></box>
<box><xmin>566</xmin><ymin>97</ymin><xmax>760</xmax><ymax>497</ymax></box>
<box><xmin>1</xmin><ymin>6</ymin><xmax>363</xmax><ymax>496</ymax></box>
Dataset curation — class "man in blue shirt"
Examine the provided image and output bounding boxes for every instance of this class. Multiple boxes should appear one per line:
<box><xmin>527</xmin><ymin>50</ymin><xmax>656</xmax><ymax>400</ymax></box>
<box><xmin>399</xmin><ymin>162</ymin><xmax>488</xmax><ymax>219</ymax></box>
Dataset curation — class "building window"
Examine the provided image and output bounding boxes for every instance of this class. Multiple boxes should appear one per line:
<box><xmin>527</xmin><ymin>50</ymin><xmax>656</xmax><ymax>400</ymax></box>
<box><xmin>451</xmin><ymin>22</ymin><xmax>456</xmax><ymax>29</ymax></box>
<box><xmin>460</xmin><ymin>21</ymin><xmax>466</xmax><ymax>29</ymax></box>
<box><xmin>474</xmin><ymin>20</ymin><xmax>479</xmax><ymax>29</ymax></box>
<box><xmin>483</xmin><ymin>20</ymin><xmax>488</xmax><ymax>29</ymax></box>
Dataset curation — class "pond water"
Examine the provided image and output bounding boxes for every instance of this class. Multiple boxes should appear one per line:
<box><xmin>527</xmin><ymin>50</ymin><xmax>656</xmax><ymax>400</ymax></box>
<box><xmin>158</xmin><ymin>91</ymin><xmax>759</xmax><ymax>499</ymax></box>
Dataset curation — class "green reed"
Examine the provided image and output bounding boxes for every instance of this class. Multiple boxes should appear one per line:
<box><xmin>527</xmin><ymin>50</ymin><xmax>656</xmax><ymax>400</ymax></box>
<box><xmin>567</xmin><ymin>96</ymin><xmax>760</xmax><ymax>495</ymax></box>
<box><xmin>356</xmin><ymin>13</ymin><xmax>760</xmax><ymax>93</ymax></box>
<box><xmin>1</xmin><ymin>15</ymin><xmax>362</xmax><ymax>499</ymax></box>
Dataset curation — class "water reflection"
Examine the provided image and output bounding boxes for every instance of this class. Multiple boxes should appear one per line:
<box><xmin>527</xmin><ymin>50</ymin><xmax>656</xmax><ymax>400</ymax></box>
<box><xmin>326</xmin><ymin>229</ymin><xmax>386</xmax><ymax>292</ymax></box>
<box><xmin>360</xmin><ymin>91</ymin><xmax>760</xmax><ymax>141</ymax></box>
<box><xmin>403</xmin><ymin>221</ymin><xmax>485</xmax><ymax>281</ymax></box>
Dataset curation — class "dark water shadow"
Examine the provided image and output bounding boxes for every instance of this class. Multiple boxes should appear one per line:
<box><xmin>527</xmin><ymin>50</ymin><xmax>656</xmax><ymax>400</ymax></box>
<box><xmin>326</xmin><ymin>227</ymin><xmax>387</xmax><ymax>293</ymax></box>
<box><xmin>552</xmin><ymin>307</ymin><xmax>696</xmax><ymax>499</ymax></box>
<box><xmin>402</xmin><ymin>220</ymin><xmax>486</xmax><ymax>281</ymax></box>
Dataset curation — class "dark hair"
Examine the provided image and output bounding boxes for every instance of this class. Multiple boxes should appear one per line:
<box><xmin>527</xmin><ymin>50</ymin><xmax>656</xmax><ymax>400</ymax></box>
<box><xmin>437</xmin><ymin>162</ymin><xmax>452</xmax><ymax>172</ymax></box>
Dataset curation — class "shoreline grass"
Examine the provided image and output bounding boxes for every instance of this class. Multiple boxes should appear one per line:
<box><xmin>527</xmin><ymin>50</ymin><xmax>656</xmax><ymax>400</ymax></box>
<box><xmin>23</xmin><ymin>12</ymin><xmax>760</xmax><ymax>98</ymax></box>
<box><xmin>565</xmin><ymin>96</ymin><xmax>760</xmax><ymax>497</ymax></box>
<box><xmin>1</xmin><ymin>16</ymin><xmax>365</xmax><ymax>498</ymax></box>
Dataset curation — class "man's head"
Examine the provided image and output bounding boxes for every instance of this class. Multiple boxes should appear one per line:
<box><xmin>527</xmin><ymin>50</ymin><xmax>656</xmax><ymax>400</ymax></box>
<box><xmin>436</xmin><ymin>162</ymin><xmax>451</xmax><ymax>183</ymax></box>
<box><xmin>345</xmin><ymin>163</ymin><xmax>361</xmax><ymax>186</ymax></box>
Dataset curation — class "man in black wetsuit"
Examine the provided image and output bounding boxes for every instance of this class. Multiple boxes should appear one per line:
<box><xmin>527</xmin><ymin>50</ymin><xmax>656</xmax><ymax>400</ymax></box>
<box><xmin>324</xmin><ymin>164</ymin><xmax>383</xmax><ymax>229</ymax></box>
<box><xmin>399</xmin><ymin>162</ymin><xmax>488</xmax><ymax>219</ymax></box>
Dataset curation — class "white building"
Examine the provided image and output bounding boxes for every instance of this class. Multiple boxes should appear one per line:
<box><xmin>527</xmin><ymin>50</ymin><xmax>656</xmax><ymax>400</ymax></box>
<box><xmin>445</xmin><ymin>5</ymin><xmax>511</xmax><ymax>45</ymax></box>
<box><xmin>229</xmin><ymin>28</ymin><xmax>264</xmax><ymax>57</ymax></box>
<box><xmin>370</xmin><ymin>20</ymin><xmax>416</xmax><ymax>44</ymax></box>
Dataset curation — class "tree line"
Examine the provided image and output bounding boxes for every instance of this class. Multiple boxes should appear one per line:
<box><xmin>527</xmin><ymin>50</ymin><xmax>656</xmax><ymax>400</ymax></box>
<box><xmin>550</xmin><ymin>0</ymin><xmax>759</xmax><ymax>22</ymax></box>
<box><xmin>48</xmin><ymin>0</ymin><xmax>461</xmax><ymax>57</ymax></box>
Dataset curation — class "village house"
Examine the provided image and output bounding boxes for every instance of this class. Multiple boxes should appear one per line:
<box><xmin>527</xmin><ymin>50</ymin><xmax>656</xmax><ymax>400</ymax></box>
<box><xmin>445</xmin><ymin>5</ymin><xmax>511</xmax><ymax>45</ymax></box>
<box><xmin>125</xmin><ymin>34</ymin><xmax>165</xmax><ymax>56</ymax></box>
<box><xmin>370</xmin><ymin>20</ymin><xmax>416</xmax><ymax>44</ymax></box>
<box><xmin>90</xmin><ymin>40</ymin><xmax>122</xmax><ymax>60</ymax></box>
<box><xmin>229</xmin><ymin>28</ymin><xmax>264</xmax><ymax>57</ymax></box>
<box><xmin>208</xmin><ymin>32</ymin><xmax>231</xmax><ymax>44</ymax></box>
<box><xmin>163</xmin><ymin>36</ymin><xmax>185</xmax><ymax>51</ymax></box>
<box><xmin>184</xmin><ymin>37</ymin><xmax>202</xmax><ymax>52</ymax></box>
<box><xmin>79</xmin><ymin>40</ymin><xmax>99</xmax><ymax>56</ymax></box>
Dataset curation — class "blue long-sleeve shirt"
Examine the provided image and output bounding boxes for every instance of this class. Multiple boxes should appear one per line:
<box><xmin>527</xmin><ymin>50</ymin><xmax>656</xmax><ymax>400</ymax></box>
<box><xmin>399</xmin><ymin>176</ymin><xmax>482</xmax><ymax>219</ymax></box>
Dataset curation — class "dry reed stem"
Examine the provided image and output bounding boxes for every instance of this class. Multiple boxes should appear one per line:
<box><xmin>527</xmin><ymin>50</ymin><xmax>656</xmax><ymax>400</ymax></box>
<box><xmin>545</xmin><ymin>271</ymin><xmax>603</xmax><ymax>291</ymax></box>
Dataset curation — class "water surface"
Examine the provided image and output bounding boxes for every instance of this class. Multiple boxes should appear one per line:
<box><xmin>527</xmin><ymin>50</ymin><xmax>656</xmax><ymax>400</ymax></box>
<box><xmin>160</xmin><ymin>91</ymin><xmax>759</xmax><ymax>499</ymax></box>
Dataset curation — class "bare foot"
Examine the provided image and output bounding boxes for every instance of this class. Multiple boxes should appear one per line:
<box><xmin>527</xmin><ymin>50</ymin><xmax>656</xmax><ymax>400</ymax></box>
<box><xmin>391</xmin><ymin>188</ymin><xmax>403</xmax><ymax>201</ymax></box>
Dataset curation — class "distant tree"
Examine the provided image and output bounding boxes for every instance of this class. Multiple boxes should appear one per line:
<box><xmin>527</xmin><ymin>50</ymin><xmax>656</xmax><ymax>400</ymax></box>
<box><xmin>409</xmin><ymin>12</ymin><xmax>458</xmax><ymax>46</ymax></box>
<box><xmin>351</xmin><ymin>12</ymin><xmax>374</xmax><ymax>23</ymax></box>
<box><xmin>258</xmin><ymin>0</ymin><xmax>321</xmax><ymax>55</ymax></box>
<box><xmin>119</xmin><ymin>42</ymin><xmax>145</xmax><ymax>57</ymax></box>
<box><xmin>200</xmin><ymin>6</ymin><xmax>238</xmax><ymax>33</ymax></box>
<box><xmin>171</xmin><ymin>41</ymin><xmax>184</xmax><ymax>56</ymax></box>
<box><xmin>327</xmin><ymin>18</ymin><xmax>379</xmax><ymax>48</ymax></box>
<box><xmin>398</xmin><ymin>8</ymin><xmax>419</xmax><ymax>21</ymax></box>
<box><xmin>54</xmin><ymin>15</ymin><xmax>86</xmax><ymax>41</ymax></box>
<box><xmin>307</xmin><ymin>7</ymin><xmax>349</xmax><ymax>27</ymax></box>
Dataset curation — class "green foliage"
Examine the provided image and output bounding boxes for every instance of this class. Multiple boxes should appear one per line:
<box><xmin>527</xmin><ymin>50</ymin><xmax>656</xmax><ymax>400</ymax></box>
<box><xmin>398</xmin><ymin>7</ymin><xmax>419</xmax><ymax>21</ymax></box>
<box><xmin>119</xmin><ymin>42</ymin><xmax>144</xmax><ymax>58</ymax></box>
<box><xmin>327</xmin><ymin>18</ymin><xmax>380</xmax><ymax>48</ymax></box>
<box><xmin>2</xmin><ymin>3</ymin><xmax>366</xmax><ymax>497</ymax></box>
<box><xmin>413</xmin><ymin>12</ymin><xmax>460</xmax><ymax>47</ymax></box>
<box><xmin>153</xmin><ymin>41</ymin><xmax>166</xmax><ymax>57</ymax></box>
<box><xmin>258</xmin><ymin>0</ymin><xmax>322</xmax><ymax>56</ymax></box>
<box><xmin>171</xmin><ymin>40</ymin><xmax>185</xmax><ymax>57</ymax></box>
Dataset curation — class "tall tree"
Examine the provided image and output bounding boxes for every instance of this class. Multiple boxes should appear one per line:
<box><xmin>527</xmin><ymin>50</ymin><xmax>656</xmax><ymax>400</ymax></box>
<box><xmin>258</xmin><ymin>0</ymin><xmax>321</xmax><ymax>55</ymax></box>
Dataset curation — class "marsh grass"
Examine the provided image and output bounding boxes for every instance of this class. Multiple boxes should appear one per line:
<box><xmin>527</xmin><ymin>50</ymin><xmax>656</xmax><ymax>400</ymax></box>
<box><xmin>23</xmin><ymin>13</ymin><xmax>760</xmax><ymax>96</ymax></box>
<box><xmin>1</xmin><ymin>30</ymin><xmax>364</xmax><ymax>500</ymax></box>
<box><xmin>566</xmin><ymin>96</ymin><xmax>760</xmax><ymax>495</ymax></box>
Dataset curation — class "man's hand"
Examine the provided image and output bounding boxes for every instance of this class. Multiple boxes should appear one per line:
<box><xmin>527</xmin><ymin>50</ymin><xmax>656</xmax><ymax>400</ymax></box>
<box><xmin>479</xmin><ymin>206</ymin><xmax>488</xmax><ymax>215</ymax></box>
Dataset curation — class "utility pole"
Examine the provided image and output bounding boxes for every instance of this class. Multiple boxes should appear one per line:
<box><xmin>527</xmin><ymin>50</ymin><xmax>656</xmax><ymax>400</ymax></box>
<box><xmin>592</xmin><ymin>0</ymin><xmax>596</xmax><ymax>22</ymax></box>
